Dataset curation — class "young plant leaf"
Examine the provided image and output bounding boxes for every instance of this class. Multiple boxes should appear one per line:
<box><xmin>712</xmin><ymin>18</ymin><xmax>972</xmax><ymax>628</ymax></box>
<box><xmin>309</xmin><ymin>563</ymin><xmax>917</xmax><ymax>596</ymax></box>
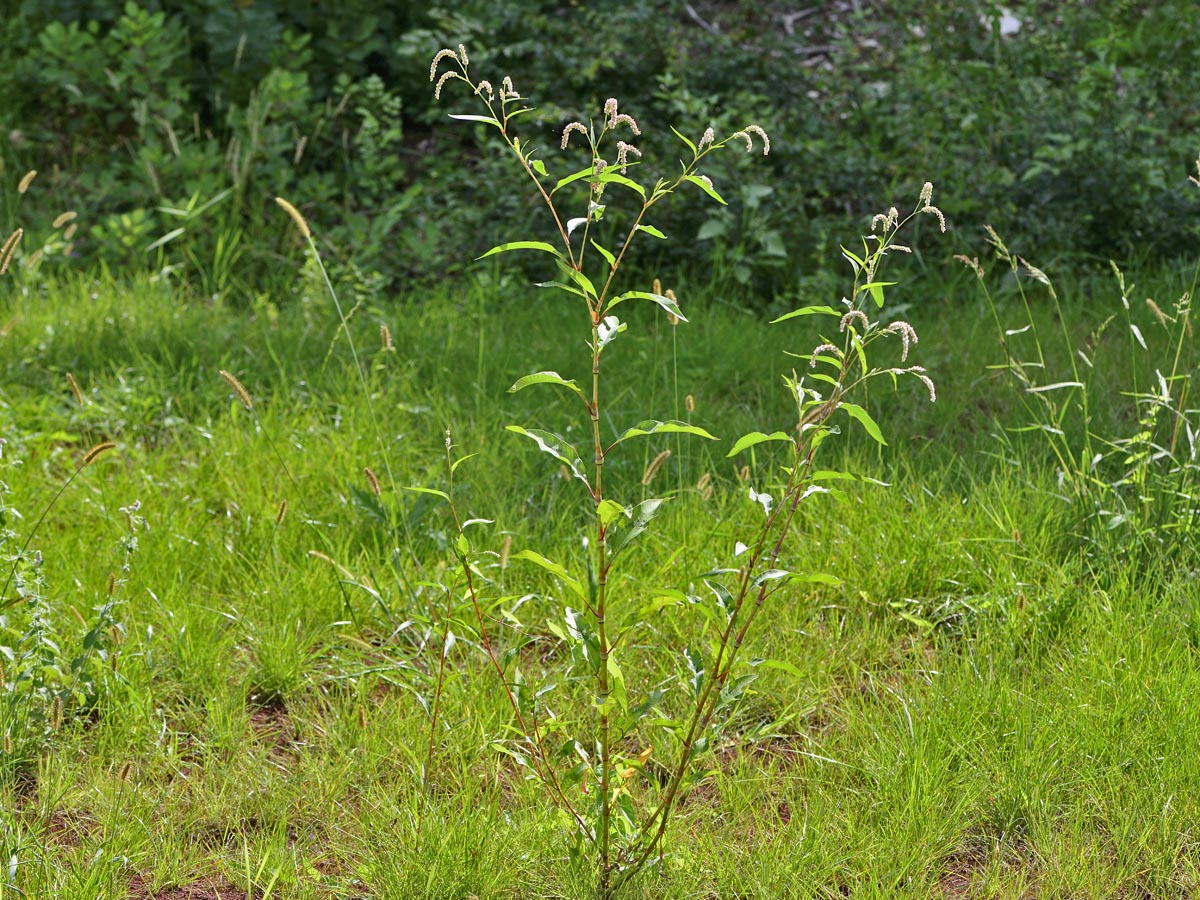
<box><xmin>612</xmin><ymin>420</ymin><xmax>716</xmax><ymax>447</ymax></box>
<box><xmin>609</xmin><ymin>498</ymin><xmax>665</xmax><ymax>558</ymax></box>
<box><xmin>603</xmin><ymin>290</ymin><xmax>687</xmax><ymax>321</ymax></box>
<box><xmin>726</xmin><ymin>430</ymin><xmax>793</xmax><ymax>458</ymax></box>
<box><xmin>682</xmin><ymin>174</ymin><xmax>726</xmax><ymax>204</ymax></box>
<box><xmin>512</xmin><ymin>549</ymin><xmax>586</xmax><ymax>600</ymax></box>
<box><xmin>478</xmin><ymin>240</ymin><xmax>563</xmax><ymax>260</ymax></box>
<box><xmin>447</xmin><ymin>113</ymin><xmax>501</xmax><ymax>127</ymax></box>
<box><xmin>840</xmin><ymin>402</ymin><xmax>888</xmax><ymax>446</ymax></box>
<box><xmin>596</xmin><ymin>171</ymin><xmax>646</xmax><ymax>198</ymax></box>
<box><xmin>597</xmin><ymin>499</ymin><xmax>626</xmax><ymax>528</ymax></box>
<box><xmin>770</xmin><ymin>305</ymin><xmax>842</xmax><ymax>324</ymax></box>
<box><xmin>505</xmin><ymin>425</ymin><xmax>589</xmax><ymax>482</ymax></box>
<box><xmin>636</xmin><ymin>224</ymin><xmax>667</xmax><ymax>239</ymax></box>
<box><xmin>590</xmin><ymin>240</ymin><xmax>616</xmax><ymax>269</ymax></box>
<box><xmin>508</xmin><ymin>370</ymin><xmax>585</xmax><ymax>400</ymax></box>
<box><xmin>606</xmin><ymin>654</ymin><xmax>627</xmax><ymax>711</ymax></box>
<box><xmin>684</xmin><ymin>646</ymin><xmax>705</xmax><ymax>696</ymax></box>
<box><xmin>670</xmin><ymin>125</ymin><xmax>698</xmax><ymax>155</ymax></box>
<box><xmin>403</xmin><ymin>485</ymin><xmax>450</xmax><ymax>501</ymax></box>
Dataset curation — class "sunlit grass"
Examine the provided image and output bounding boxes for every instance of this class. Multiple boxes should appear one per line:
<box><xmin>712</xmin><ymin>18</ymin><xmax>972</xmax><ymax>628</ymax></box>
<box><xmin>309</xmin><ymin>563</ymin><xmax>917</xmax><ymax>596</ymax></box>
<box><xmin>0</xmin><ymin>266</ymin><xmax>1197</xmax><ymax>897</ymax></box>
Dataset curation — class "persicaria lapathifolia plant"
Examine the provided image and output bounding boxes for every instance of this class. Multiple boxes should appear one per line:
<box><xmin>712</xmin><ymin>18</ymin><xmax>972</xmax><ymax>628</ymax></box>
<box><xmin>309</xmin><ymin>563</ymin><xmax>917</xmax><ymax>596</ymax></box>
<box><xmin>428</xmin><ymin>44</ymin><xmax>941</xmax><ymax>897</ymax></box>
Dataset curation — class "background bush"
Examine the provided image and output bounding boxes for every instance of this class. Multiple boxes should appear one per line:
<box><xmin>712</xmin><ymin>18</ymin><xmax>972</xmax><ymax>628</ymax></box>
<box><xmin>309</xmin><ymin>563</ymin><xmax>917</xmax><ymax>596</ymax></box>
<box><xmin>2</xmin><ymin>0</ymin><xmax>1198</xmax><ymax>301</ymax></box>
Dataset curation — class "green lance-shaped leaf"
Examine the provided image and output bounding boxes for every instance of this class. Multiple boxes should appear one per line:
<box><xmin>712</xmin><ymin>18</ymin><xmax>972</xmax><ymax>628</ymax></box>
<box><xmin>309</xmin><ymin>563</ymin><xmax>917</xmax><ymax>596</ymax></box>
<box><xmin>478</xmin><ymin>240</ymin><xmax>563</xmax><ymax>261</ymax></box>
<box><xmin>770</xmin><ymin>305</ymin><xmax>842</xmax><ymax>324</ymax></box>
<box><xmin>597</xmin><ymin>499</ymin><xmax>626</xmax><ymax>528</ymax></box>
<box><xmin>748</xmin><ymin>657</ymin><xmax>804</xmax><ymax>679</ymax></box>
<box><xmin>840</xmin><ymin>402</ymin><xmax>888</xmax><ymax>446</ymax></box>
<box><xmin>551</xmin><ymin>164</ymin><xmax>600</xmax><ymax>196</ymax></box>
<box><xmin>752</xmin><ymin>569</ymin><xmax>842</xmax><ymax>589</ymax></box>
<box><xmin>596</xmin><ymin>171</ymin><xmax>646</xmax><ymax>198</ymax></box>
<box><xmin>636</xmin><ymin>224</ymin><xmax>668</xmax><ymax>240</ymax></box>
<box><xmin>684</xmin><ymin>646</ymin><xmax>705</xmax><ymax>697</ymax></box>
<box><xmin>859</xmin><ymin>280</ymin><xmax>897</xmax><ymax>308</ymax></box>
<box><xmin>508</xmin><ymin>370</ymin><xmax>585</xmax><ymax>401</ymax></box>
<box><xmin>840</xmin><ymin>244</ymin><xmax>864</xmax><ymax>274</ymax></box>
<box><xmin>726</xmin><ymin>430</ymin><xmax>793</xmax><ymax>458</ymax></box>
<box><xmin>670</xmin><ymin>125</ymin><xmax>698</xmax><ymax>155</ymax></box>
<box><xmin>590</xmin><ymin>240</ymin><xmax>616</xmax><ymax>269</ymax></box>
<box><xmin>534</xmin><ymin>280</ymin><xmax>591</xmax><ymax>301</ymax></box>
<box><xmin>606</xmin><ymin>653</ymin><xmax>628</xmax><ymax>712</ymax></box>
<box><xmin>603</xmin><ymin>290</ymin><xmax>688</xmax><ymax>321</ymax></box>
<box><xmin>555</xmin><ymin>257</ymin><xmax>598</xmax><ymax>299</ymax></box>
<box><xmin>447</xmin><ymin>113</ymin><xmax>502</xmax><ymax>127</ymax></box>
<box><xmin>505</xmin><ymin>425</ymin><xmax>590</xmax><ymax>484</ymax></box>
<box><xmin>403</xmin><ymin>485</ymin><xmax>450</xmax><ymax>502</ymax></box>
<box><xmin>682</xmin><ymin>174</ymin><xmax>726</xmax><ymax>205</ymax></box>
<box><xmin>608</xmin><ymin>498</ymin><xmax>665</xmax><ymax>559</ymax></box>
<box><xmin>512</xmin><ymin>549</ymin><xmax>586</xmax><ymax>601</ymax></box>
<box><xmin>611</xmin><ymin>420</ymin><xmax>717</xmax><ymax>448</ymax></box>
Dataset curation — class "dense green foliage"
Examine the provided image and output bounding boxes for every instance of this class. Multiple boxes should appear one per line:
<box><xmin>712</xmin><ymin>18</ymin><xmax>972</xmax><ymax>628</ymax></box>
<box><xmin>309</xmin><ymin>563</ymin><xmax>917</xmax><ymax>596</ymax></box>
<box><xmin>3</xmin><ymin>1</ymin><xmax>1199</xmax><ymax>300</ymax></box>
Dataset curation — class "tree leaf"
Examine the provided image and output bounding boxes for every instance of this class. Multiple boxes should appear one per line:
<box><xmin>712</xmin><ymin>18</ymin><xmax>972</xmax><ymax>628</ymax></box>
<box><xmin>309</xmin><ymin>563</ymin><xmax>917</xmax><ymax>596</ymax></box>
<box><xmin>508</xmin><ymin>370</ymin><xmax>585</xmax><ymax>400</ymax></box>
<box><xmin>512</xmin><ymin>549</ymin><xmax>585</xmax><ymax>600</ymax></box>
<box><xmin>840</xmin><ymin>402</ymin><xmax>887</xmax><ymax>446</ymax></box>
<box><xmin>726</xmin><ymin>430</ymin><xmax>793</xmax><ymax>458</ymax></box>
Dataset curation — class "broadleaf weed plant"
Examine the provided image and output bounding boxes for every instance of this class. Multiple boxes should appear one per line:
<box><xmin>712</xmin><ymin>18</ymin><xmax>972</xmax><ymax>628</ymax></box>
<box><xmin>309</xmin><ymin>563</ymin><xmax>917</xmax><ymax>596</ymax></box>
<box><xmin>963</xmin><ymin>159</ymin><xmax>1200</xmax><ymax>558</ymax></box>
<box><xmin>416</xmin><ymin>46</ymin><xmax>945</xmax><ymax>896</ymax></box>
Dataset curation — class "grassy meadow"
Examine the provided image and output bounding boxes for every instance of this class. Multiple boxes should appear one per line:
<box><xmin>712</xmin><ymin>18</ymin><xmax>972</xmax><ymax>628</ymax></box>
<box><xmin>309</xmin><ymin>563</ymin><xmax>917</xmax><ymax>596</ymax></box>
<box><xmin>0</xmin><ymin>245</ymin><xmax>1197</xmax><ymax>899</ymax></box>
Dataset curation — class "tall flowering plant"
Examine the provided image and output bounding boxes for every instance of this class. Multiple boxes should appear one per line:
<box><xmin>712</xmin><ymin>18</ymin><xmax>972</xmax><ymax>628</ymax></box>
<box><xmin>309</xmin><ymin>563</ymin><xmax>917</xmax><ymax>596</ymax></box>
<box><xmin>419</xmin><ymin>44</ymin><xmax>942</xmax><ymax>897</ymax></box>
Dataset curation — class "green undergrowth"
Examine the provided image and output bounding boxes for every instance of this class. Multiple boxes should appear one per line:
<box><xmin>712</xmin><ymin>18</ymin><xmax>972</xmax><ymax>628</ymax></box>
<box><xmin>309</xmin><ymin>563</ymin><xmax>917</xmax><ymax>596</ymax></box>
<box><xmin>0</xmin><ymin>269</ymin><xmax>1197</xmax><ymax>897</ymax></box>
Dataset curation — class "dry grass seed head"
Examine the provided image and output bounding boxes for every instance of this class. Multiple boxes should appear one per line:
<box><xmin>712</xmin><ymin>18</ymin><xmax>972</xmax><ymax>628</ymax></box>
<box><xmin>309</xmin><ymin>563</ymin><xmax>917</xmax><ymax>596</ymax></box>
<box><xmin>380</xmin><ymin>323</ymin><xmax>394</xmax><ymax>351</ymax></box>
<box><xmin>364</xmin><ymin>466</ymin><xmax>382</xmax><ymax>497</ymax></box>
<box><xmin>642</xmin><ymin>449</ymin><xmax>671</xmax><ymax>486</ymax></box>
<box><xmin>275</xmin><ymin>499</ymin><xmax>288</xmax><ymax>525</ymax></box>
<box><xmin>1145</xmin><ymin>297</ymin><xmax>1169</xmax><ymax>326</ymax></box>
<box><xmin>219</xmin><ymin>370</ymin><xmax>253</xmax><ymax>410</ymax></box>
<box><xmin>274</xmin><ymin>197</ymin><xmax>311</xmax><ymax>239</ymax></box>
<box><xmin>0</xmin><ymin>229</ymin><xmax>23</xmax><ymax>275</ymax></box>
<box><xmin>954</xmin><ymin>254</ymin><xmax>985</xmax><ymax>279</ymax></box>
<box><xmin>66</xmin><ymin>372</ymin><xmax>85</xmax><ymax>406</ymax></box>
<box><xmin>82</xmin><ymin>441</ymin><xmax>116</xmax><ymax>467</ymax></box>
<box><xmin>52</xmin><ymin>211</ymin><xmax>77</xmax><ymax>228</ymax></box>
<box><xmin>17</xmin><ymin>170</ymin><xmax>36</xmax><ymax>193</ymax></box>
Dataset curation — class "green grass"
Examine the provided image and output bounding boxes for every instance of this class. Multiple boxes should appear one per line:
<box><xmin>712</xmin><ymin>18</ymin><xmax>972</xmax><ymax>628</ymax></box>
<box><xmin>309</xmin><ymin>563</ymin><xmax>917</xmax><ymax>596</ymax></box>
<box><xmin>0</xmin><ymin>260</ymin><xmax>1198</xmax><ymax>898</ymax></box>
